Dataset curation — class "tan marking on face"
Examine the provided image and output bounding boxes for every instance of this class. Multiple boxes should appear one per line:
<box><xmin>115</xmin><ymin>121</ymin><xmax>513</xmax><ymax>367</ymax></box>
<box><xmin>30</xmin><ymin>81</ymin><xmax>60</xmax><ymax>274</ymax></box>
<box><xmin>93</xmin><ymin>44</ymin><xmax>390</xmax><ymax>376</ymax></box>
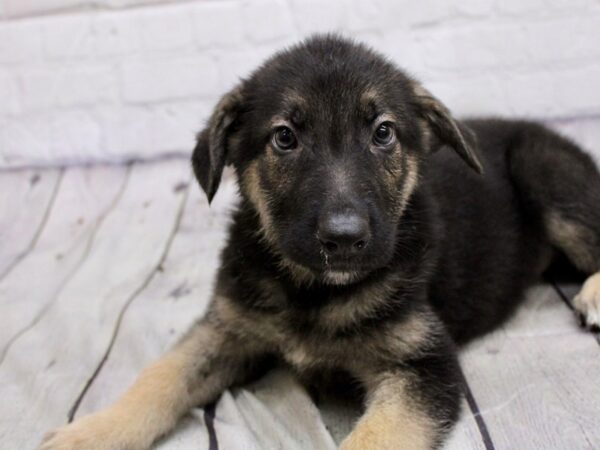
<box><xmin>360</xmin><ymin>88</ymin><xmax>380</xmax><ymax>113</ymax></box>
<box><xmin>398</xmin><ymin>154</ymin><xmax>419</xmax><ymax>214</ymax></box>
<box><xmin>417</xmin><ymin>117</ymin><xmax>433</xmax><ymax>150</ymax></box>
<box><xmin>268</xmin><ymin>116</ymin><xmax>291</xmax><ymax>130</ymax></box>
<box><xmin>340</xmin><ymin>375</ymin><xmax>434</xmax><ymax>450</ymax></box>
<box><xmin>382</xmin><ymin>150</ymin><xmax>419</xmax><ymax>220</ymax></box>
<box><xmin>277</xmin><ymin>257</ymin><xmax>317</xmax><ymax>285</ymax></box>
<box><xmin>243</xmin><ymin>160</ymin><xmax>318</xmax><ymax>286</ymax></box>
<box><xmin>242</xmin><ymin>160</ymin><xmax>278</xmax><ymax>247</ymax></box>
<box><xmin>281</xmin><ymin>89</ymin><xmax>307</xmax><ymax>109</ymax></box>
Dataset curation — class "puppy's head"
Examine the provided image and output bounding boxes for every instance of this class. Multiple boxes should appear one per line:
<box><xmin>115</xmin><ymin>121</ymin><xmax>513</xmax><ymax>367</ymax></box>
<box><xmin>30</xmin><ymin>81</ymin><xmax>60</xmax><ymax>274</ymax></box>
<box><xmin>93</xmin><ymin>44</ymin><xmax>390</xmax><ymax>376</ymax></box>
<box><xmin>193</xmin><ymin>35</ymin><xmax>482</xmax><ymax>286</ymax></box>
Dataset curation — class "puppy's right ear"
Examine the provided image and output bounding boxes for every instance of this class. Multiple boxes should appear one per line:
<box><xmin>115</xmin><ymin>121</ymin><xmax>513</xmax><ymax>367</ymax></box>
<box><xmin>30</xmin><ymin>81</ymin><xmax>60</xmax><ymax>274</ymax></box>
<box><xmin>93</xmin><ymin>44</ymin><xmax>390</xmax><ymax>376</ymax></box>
<box><xmin>192</xmin><ymin>86</ymin><xmax>244</xmax><ymax>204</ymax></box>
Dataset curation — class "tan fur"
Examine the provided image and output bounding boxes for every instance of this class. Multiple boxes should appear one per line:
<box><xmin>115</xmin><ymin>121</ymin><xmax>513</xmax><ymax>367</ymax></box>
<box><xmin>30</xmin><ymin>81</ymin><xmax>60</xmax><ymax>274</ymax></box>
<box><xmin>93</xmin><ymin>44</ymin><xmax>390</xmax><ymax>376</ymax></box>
<box><xmin>243</xmin><ymin>160</ymin><xmax>277</xmax><ymax>247</ymax></box>
<box><xmin>384</xmin><ymin>312</ymin><xmax>435</xmax><ymax>358</ymax></box>
<box><xmin>574</xmin><ymin>271</ymin><xmax>600</xmax><ymax>328</ymax></box>
<box><xmin>242</xmin><ymin>160</ymin><xmax>318</xmax><ymax>286</ymax></box>
<box><xmin>40</xmin><ymin>342</ymin><xmax>202</xmax><ymax>450</ymax></box>
<box><xmin>397</xmin><ymin>155</ymin><xmax>420</xmax><ymax>215</ymax></box>
<box><xmin>212</xmin><ymin>294</ymin><xmax>284</xmax><ymax>344</ymax></box>
<box><xmin>360</xmin><ymin>87</ymin><xmax>379</xmax><ymax>105</ymax></box>
<box><xmin>278</xmin><ymin>257</ymin><xmax>318</xmax><ymax>285</ymax></box>
<box><xmin>281</xmin><ymin>89</ymin><xmax>308</xmax><ymax>109</ymax></box>
<box><xmin>40</xmin><ymin>311</ymin><xmax>256</xmax><ymax>450</ymax></box>
<box><xmin>318</xmin><ymin>272</ymin><xmax>403</xmax><ymax>330</ymax></box>
<box><xmin>340</xmin><ymin>375</ymin><xmax>434</xmax><ymax>450</ymax></box>
<box><xmin>546</xmin><ymin>212</ymin><xmax>599</xmax><ymax>273</ymax></box>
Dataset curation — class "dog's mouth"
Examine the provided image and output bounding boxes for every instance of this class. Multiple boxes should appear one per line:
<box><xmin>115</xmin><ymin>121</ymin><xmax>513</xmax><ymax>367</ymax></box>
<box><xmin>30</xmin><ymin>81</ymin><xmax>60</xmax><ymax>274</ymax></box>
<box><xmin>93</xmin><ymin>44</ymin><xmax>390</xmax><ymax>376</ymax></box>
<box><xmin>314</xmin><ymin>257</ymin><xmax>377</xmax><ymax>285</ymax></box>
<box><xmin>278</xmin><ymin>226</ymin><xmax>397</xmax><ymax>286</ymax></box>
<box><xmin>321</xmin><ymin>270</ymin><xmax>362</xmax><ymax>286</ymax></box>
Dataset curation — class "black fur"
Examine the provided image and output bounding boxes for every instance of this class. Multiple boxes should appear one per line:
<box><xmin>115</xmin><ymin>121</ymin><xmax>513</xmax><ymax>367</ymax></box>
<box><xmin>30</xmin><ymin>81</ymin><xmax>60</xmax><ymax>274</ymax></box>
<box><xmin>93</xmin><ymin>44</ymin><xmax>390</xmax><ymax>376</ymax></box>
<box><xmin>191</xmin><ymin>35</ymin><xmax>600</xmax><ymax>448</ymax></box>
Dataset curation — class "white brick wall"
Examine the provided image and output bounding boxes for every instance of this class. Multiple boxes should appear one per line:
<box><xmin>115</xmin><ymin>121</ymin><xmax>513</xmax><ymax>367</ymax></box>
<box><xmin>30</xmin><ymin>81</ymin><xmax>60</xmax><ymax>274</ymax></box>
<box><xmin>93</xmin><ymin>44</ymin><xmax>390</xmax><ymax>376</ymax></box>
<box><xmin>0</xmin><ymin>0</ymin><xmax>599</xmax><ymax>168</ymax></box>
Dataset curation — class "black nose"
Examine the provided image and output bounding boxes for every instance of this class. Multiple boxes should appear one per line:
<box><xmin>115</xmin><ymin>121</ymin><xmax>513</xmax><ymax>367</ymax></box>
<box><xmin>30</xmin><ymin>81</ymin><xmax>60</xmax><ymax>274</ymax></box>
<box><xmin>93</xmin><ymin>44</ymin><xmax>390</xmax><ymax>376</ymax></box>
<box><xmin>318</xmin><ymin>211</ymin><xmax>370</xmax><ymax>255</ymax></box>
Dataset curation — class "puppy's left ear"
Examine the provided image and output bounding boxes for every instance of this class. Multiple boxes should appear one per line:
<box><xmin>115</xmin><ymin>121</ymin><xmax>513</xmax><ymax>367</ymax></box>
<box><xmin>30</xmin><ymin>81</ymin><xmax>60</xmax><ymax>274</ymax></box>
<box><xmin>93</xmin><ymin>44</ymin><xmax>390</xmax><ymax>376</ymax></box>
<box><xmin>413</xmin><ymin>84</ymin><xmax>483</xmax><ymax>174</ymax></box>
<box><xmin>192</xmin><ymin>85</ymin><xmax>245</xmax><ymax>203</ymax></box>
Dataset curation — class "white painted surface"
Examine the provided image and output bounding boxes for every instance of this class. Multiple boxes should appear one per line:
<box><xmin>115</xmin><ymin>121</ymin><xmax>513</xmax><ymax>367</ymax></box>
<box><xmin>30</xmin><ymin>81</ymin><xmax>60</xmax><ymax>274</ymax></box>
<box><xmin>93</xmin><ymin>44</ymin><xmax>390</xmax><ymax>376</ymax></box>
<box><xmin>0</xmin><ymin>0</ymin><xmax>599</xmax><ymax>167</ymax></box>
<box><xmin>461</xmin><ymin>285</ymin><xmax>600</xmax><ymax>449</ymax></box>
<box><xmin>0</xmin><ymin>160</ymin><xmax>189</xmax><ymax>449</ymax></box>
<box><xmin>0</xmin><ymin>168</ymin><xmax>61</xmax><ymax>278</ymax></box>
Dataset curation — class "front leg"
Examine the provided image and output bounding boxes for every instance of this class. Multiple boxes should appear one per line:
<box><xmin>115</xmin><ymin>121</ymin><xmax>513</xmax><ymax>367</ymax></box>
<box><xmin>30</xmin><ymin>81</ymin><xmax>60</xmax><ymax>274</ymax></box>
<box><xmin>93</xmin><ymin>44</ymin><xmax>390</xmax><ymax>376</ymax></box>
<box><xmin>40</xmin><ymin>309</ymin><xmax>265</xmax><ymax>450</ymax></box>
<box><xmin>341</xmin><ymin>339</ymin><xmax>462</xmax><ymax>450</ymax></box>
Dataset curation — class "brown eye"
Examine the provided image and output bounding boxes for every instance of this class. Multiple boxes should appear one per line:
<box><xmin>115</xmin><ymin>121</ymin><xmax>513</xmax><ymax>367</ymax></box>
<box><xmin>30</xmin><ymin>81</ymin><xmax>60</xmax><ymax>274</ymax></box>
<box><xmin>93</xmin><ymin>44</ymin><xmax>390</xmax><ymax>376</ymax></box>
<box><xmin>272</xmin><ymin>126</ymin><xmax>297</xmax><ymax>152</ymax></box>
<box><xmin>373</xmin><ymin>122</ymin><xmax>395</xmax><ymax>147</ymax></box>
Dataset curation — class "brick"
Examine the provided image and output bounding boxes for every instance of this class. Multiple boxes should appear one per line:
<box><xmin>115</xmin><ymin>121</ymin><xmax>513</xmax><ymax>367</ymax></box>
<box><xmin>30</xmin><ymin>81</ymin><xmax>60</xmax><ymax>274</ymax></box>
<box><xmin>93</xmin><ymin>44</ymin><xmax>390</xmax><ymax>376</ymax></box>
<box><xmin>424</xmin><ymin>75</ymin><xmax>512</xmax><ymax>117</ymax></box>
<box><xmin>3</xmin><ymin>0</ymin><xmax>95</xmax><ymax>18</ymax></box>
<box><xmin>347</xmin><ymin>0</ymin><xmax>458</xmax><ymax>31</ymax></box>
<box><xmin>0</xmin><ymin>22</ymin><xmax>43</xmax><ymax>64</ymax></box>
<box><xmin>551</xmin><ymin>66</ymin><xmax>600</xmax><ymax>116</ymax></box>
<box><xmin>98</xmin><ymin>101</ymin><xmax>211</xmax><ymax>159</ymax></box>
<box><xmin>498</xmin><ymin>72</ymin><xmax>558</xmax><ymax>117</ymax></box>
<box><xmin>105</xmin><ymin>0</ymin><xmax>180</xmax><ymax>8</ymax></box>
<box><xmin>119</xmin><ymin>56</ymin><xmax>219</xmax><ymax>103</ymax></box>
<box><xmin>92</xmin><ymin>11</ymin><xmax>142</xmax><ymax>56</ymax></box>
<box><xmin>49</xmin><ymin>110</ymin><xmax>103</xmax><ymax>161</ymax></box>
<box><xmin>20</xmin><ymin>65</ymin><xmax>116</xmax><ymax>111</ymax></box>
<box><xmin>192</xmin><ymin>1</ymin><xmax>245</xmax><ymax>49</ymax></box>
<box><xmin>149</xmin><ymin>101</ymin><xmax>212</xmax><ymax>154</ymax></box>
<box><xmin>379</xmin><ymin>30</ymin><xmax>429</xmax><ymax>76</ymax></box>
<box><xmin>242</xmin><ymin>0</ymin><xmax>296</xmax><ymax>44</ymax></box>
<box><xmin>0</xmin><ymin>121</ymin><xmax>6</xmax><ymax>165</ymax></box>
<box><xmin>538</xmin><ymin>0</ymin><xmax>597</xmax><ymax>12</ymax></box>
<box><xmin>137</xmin><ymin>5</ymin><xmax>194</xmax><ymax>52</ymax></box>
<box><xmin>382</xmin><ymin>0</ymin><xmax>456</xmax><ymax>28</ymax></box>
<box><xmin>289</xmin><ymin>0</ymin><xmax>348</xmax><ymax>34</ymax></box>
<box><xmin>346</xmin><ymin>0</ymin><xmax>389</xmax><ymax>32</ymax></box>
<box><xmin>489</xmin><ymin>67</ymin><xmax>600</xmax><ymax>120</ymax></box>
<box><xmin>1</xmin><ymin>0</ymin><xmax>599</xmax><ymax>169</ymax></box>
<box><xmin>215</xmin><ymin>45</ymin><xmax>286</xmax><ymax>91</ymax></box>
<box><xmin>42</xmin><ymin>14</ymin><xmax>94</xmax><ymax>60</ymax></box>
<box><xmin>522</xmin><ymin>16</ymin><xmax>600</xmax><ymax>66</ymax></box>
<box><xmin>451</xmin><ymin>0</ymin><xmax>494</xmax><ymax>17</ymax></box>
<box><xmin>421</xmin><ymin>24</ymin><xmax>530</xmax><ymax>72</ymax></box>
<box><xmin>1</xmin><ymin>114</ymin><xmax>53</xmax><ymax>165</ymax></box>
<box><xmin>0</xmin><ymin>71</ymin><xmax>20</xmax><ymax>115</ymax></box>
<box><xmin>494</xmin><ymin>0</ymin><xmax>546</xmax><ymax>15</ymax></box>
<box><xmin>4</xmin><ymin>110</ymin><xmax>102</xmax><ymax>166</ymax></box>
<box><xmin>97</xmin><ymin>105</ymin><xmax>156</xmax><ymax>158</ymax></box>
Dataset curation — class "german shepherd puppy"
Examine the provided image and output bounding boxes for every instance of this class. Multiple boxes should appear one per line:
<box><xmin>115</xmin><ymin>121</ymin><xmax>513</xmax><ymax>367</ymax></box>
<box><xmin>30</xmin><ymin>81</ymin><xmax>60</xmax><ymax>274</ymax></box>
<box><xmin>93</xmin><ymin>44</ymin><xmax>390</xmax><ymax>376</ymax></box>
<box><xmin>41</xmin><ymin>35</ymin><xmax>600</xmax><ymax>450</ymax></box>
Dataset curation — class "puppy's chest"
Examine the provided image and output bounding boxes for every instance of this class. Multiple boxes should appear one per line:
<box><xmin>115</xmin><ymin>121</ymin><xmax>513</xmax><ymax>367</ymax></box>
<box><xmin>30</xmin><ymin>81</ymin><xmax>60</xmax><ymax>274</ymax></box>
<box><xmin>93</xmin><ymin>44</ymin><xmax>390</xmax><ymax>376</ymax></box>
<box><xmin>279</xmin><ymin>329</ymin><xmax>358</xmax><ymax>372</ymax></box>
<box><xmin>271</xmin><ymin>309</ymin><xmax>381</xmax><ymax>373</ymax></box>
<box><xmin>245</xmin><ymin>277</ymin><xmax>419</xmax><ymax>372</ymax></box>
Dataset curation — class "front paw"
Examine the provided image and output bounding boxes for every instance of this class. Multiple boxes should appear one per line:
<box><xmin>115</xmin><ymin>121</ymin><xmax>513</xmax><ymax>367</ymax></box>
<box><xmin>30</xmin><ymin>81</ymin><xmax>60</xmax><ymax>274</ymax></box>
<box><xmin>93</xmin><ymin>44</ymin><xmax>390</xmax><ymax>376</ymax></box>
<box><xmin>39</xmin><ymin>411</ymin><xmax>136</xmax><ymax>450</ymax></box>
<box><xmin>339</xmin><ymin>409</ymin><xmax>431</xmax><ymax>450</ymax></box>
<box><xmin>574</xmin><ymin>272</ymin><xmax>600</xmax><ymax>331</ymax></box>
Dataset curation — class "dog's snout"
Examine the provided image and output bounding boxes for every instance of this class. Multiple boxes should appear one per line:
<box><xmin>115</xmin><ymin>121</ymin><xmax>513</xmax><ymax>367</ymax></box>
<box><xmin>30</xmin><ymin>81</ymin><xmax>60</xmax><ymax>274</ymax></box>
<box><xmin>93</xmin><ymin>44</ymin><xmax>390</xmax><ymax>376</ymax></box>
<box><xmin>318</xmin><ymin>211</ymin><xmax>370</xmax><ymax>255</ymax></box>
